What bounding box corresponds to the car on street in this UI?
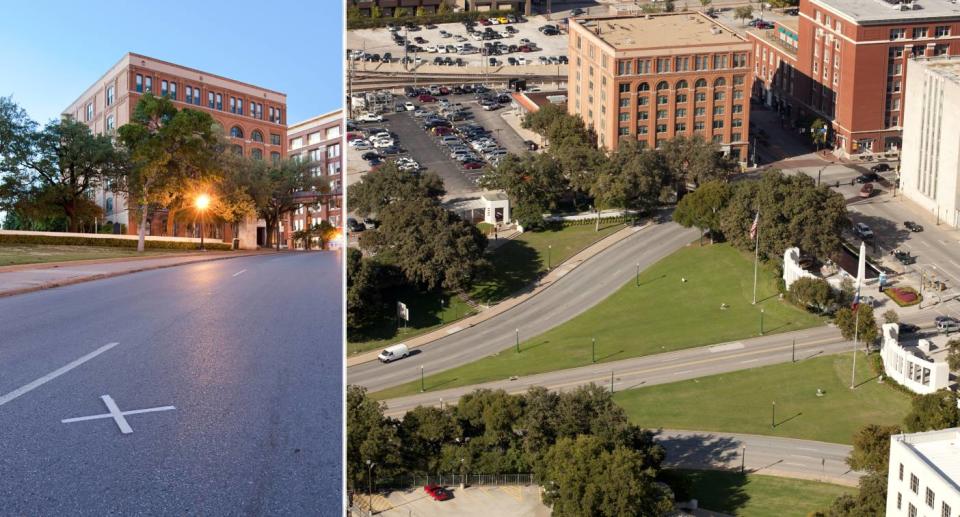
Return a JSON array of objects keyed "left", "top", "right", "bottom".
[
  {"left": 859, "top": 183, "right": 875, "bottom": 198},
  {"left": 423, "top": 485, "right": 453, "bottom": 501},
  {"left": 871, "top": 163, "right": 892, "bottom": 173},
  {"left": 904, "top": 221, "right": 923, "bottom": 232},
  {"left": 571, "top": 7, "right": 585, "bottom": 15},
  {"left": 856, "top": 172, "right": 879, "bottom": 184},
  {"left": 893, "top": 249, "right": 916, "bottom": 265},
  {"left": 361, "top": 151, "right": 380, "bottom": 161},
  {"left": 937, "top": 318, "right": 960, "bottom": 334},
  {"left": 898, "top": 323, "right": 920, "bottom": 335},
  {"left": 357, "top": 112, "right": 383, "bottom": 123},
  {"left": 347, "top": 218, "right": 365, "bottom": 233},
  {"left": 378, "top": 344, "right": 409, "bottom": 363},
  {"left": 853, "top": 222, "right": 874, "bottom": 239}
]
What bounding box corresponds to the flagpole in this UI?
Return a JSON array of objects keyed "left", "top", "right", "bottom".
[{"left": 752, "top": 211, "right": 760, "bottom": 305}]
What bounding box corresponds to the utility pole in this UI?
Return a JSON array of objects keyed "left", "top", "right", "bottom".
[
  {"left": 515, "top": 328, "right": 520, "bottom": 353},
  {"left": 850, "top": 306, "right": 860, "bottom": 389},
  {"left": 771, "top": 401, "right": 776, "bottom": 428}
]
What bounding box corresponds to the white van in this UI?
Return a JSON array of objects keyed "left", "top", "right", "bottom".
[{"left": 378, "top": 344, "right": 409, "bottom": 363}]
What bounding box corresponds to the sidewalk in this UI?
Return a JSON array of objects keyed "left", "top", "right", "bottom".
[
  {"left": 347, "top": 222, "right": 648, "bottom": 367},
  {"left": 0, "top": 250, "right": 270, "bottom": 297}
]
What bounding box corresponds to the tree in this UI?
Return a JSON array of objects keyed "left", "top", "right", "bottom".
[
  {"left": 816, "top": 472, "right": 887, "bottom": 517},
  {"left": 0, "top": 96, "right": 34, "bottom": 174},
  {"left": 117, "top": 94, "right": 223, "bottom": 251},
  {"left": 699, "top": 0, "right": 712, "bottom": 8},
  {"left": 720, "top": 169, "right": 848, "bottom": 261},
  {"left": 1, "top": 115, "right": 124, "bottom": 232},
  {"left": 347, "top": 249, "right": 393, "bottom": 335},
  {"left": 664, "top": 0, "right": 676, "bottom": 12},
  {"left": 362, "top": 197, "right": 487, "bottom": 292},
  {"left": 834, "top": 305, "right": 878, "bottom": 345},
  {"left": 883, "top": 309, "right": 900, "bottom": 324},
  {"left": 811, "top": 118, "right": 829, "bottom": 151},
  {"left": 674, "top": 180, "right": 731, "bottom": 244},
  {"left": 847, "top": 424, "right": 901, "bottom": 474},
  {"left": 593, "top": 140, "right": 672, "bottom": 225},
  {"left": 947, "top": 339, "right": 960, "bottom": 372},
  {"left": 734, "top": 5, "right": 754, "bottom": 25},
  {"left": 480, "top": 152, "right": 565, "bottom": 230},
  {"left": 348, "top": 162, "right": 443, "bottom": 218},
  {"left": 538, "top": 435, "right": 673, "bottom": 517},
  {"left": 787, "top": 277, "right": 834, "bottom": 314},
  {"left": 659, "top": 135, "right": 737, "bottom": 193},
  {"left": 245, "top": 157, "right": 326, "bottom": 250},
  {"left": 346, "top": 385, "right": 402, "bottom": 493},
  {"left": 904, "top": 391, "right": 960, "bottom": 433}
]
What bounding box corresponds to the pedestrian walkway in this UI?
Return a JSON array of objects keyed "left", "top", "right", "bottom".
[
  {"left": 0, "top": 250, "right": 270, "bottom": 297},
  {"left": 346, "top": 222, "right": 649, "bottom": 367}
]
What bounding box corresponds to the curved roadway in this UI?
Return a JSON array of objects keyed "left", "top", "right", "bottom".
[{"left": 348, "top": 222, "right": 699, "bottom": 391}]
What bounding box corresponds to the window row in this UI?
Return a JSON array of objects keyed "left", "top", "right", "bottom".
[
  {"left": 616, "top": 53, "right": 748, "bottom": 75},
  {"left": 227, "top": 127, "right": 283, "bottom": 145},
  {"left": 890, "top": 25, "right": 952, "bottom": 40},
  {"left": 619, "top": 76, "right": 745, "bottom": 94},
  {"left": 133, "top": 73, "right": 283, "bottom": 123},
  {"left": 229, "top": 145, "right": 281, "bottom": 162}
]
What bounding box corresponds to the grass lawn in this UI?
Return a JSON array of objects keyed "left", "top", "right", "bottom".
[
  {"left": 373, "top": 243, "right": 823, "bottom": 400},
  {"left": 470, "top": 222, "right": 625, "bottom": 303},
  {"left": 348, "top": 223, "right": 624, "bottom": 355},
  {"left": 615, "top": 352, "right": 911, "bottom": 444},
  {"left": 672, "top": 469, "right": 852, "bottom": 517},
  {"left": 0, "top": 244, "right": 184, "bottom": 266}
]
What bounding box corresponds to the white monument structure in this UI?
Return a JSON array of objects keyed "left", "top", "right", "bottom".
[
  {"left": 886, "top": 428, "right": 960, "bottom": 517},
  {"left": 879, "top": 323, "right": 950, "bottom": 395}
]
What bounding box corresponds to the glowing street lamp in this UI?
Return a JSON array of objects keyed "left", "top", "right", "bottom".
[{"left": 195, "top": 193, "right": 211, "bottom": 251}]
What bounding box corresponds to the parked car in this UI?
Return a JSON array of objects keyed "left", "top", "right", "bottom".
[
  {"left": 856, "top": 172, "right": 879, "bottom": 184},
  {"left": 423, "top": 485, "right": 452, "bottom": 501},
  {"left": 349, "top": 139, "right": 372, "bottom": 150},
  {"left": 893, "top": 249, "right": 916, "bottom": 265},
  {"left": 361, "top": 151, "right": 381, "bottom": 161},
  {"left": 871, "top": 163, "right": 892, "bottom": 173},
  {"left": 524, "top": 140, "right": 539, "bottom": 151},
  {"left": 357, "top": 112, "right": 383, "bottom": 123},
  {"left": 937, "top": 318, "right": 960, "bottom": 334},
  {"left": 463, "top": 161, "right": 485, "bottom": 170},
  {"left": 858, "top": 183, "right": 875, "bottom": 198},
  {"left": 347, "top": 218, "right": 365, "bottom": 232},
  {"left": 904, "top": 221, "right": 924, "bottom": 232},
  {"left": 418, "top": 94, "right": 438, "bottom": 103},
  {"left": 898, "top": 323, "right": 920, "bottom": 335}
]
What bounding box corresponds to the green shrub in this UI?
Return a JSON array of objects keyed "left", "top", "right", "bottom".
[
  {"left": 884, "top": 286, "right": 922, "bottom": 307},
  {"left": 0, "top": 233, "right": 232, "bottom": 251}
]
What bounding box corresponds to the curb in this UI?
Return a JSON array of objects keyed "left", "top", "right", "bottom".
[
  {"left": 347, "top": 221, "right": 650, "bottom": 367},
  {"left": 0, "top": 251, "right": 275, "bottom": 298}
]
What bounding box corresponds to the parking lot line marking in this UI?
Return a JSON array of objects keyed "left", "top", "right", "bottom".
[
  {"left": 232, "top": 269, "right": 247, "bottom": 277},
  {"left": 61, "top": 395, "right": 176, "bottom": 435},
  {"left": 0, "top": 342, "right": 120, "bottom": 407}
]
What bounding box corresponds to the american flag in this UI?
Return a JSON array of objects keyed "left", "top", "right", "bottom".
[{"left": 749, "top": 212, "right": 760, "bottom": 241}]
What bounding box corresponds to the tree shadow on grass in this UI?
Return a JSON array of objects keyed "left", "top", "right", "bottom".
[
  {"left": 471, "top": 239, "right": 541, "bottom": 303},
  {"left": 665, "top": 469, "right": 751, "bottom": 515}
]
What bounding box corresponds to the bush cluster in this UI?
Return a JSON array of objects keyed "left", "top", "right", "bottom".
[
  {"left": 883, "top": 286, "right": 921, "bottom": 307},
  {"left": 0, "top": 233, "right": 232, "bottom": 251}
]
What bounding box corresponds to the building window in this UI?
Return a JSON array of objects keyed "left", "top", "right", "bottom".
[
  {"left": 186, "top": 86, "right": 192, "bottom": 104},
  {"left": 676, "top": 93, "right": 688, "bottom": 103},
  {"left": 655, "top": 124, "right": 667, "bottom": 133},
  {"left": 657, "top": 110, "right": 668, "bottom": 119},
  {"left": 927, "top": 488, "right": 935, "bottom": 508},
  {"left": 638, "top": 111, "right": 649, "bottom": 120},
  {"left": 216, "top": 94, "right": 223, "bottom": 111},
  {"left": 618, "top": 127, "right": 630, "bottom": 136},
  {"left": 230, "top": 97, "right": 236, "bottom": 113},
  {"left": 890, "top": 46, "right": 904, "bottom": 58},
  {"left": 732, "top": 119, "right": 743, "bottom": 127},
  {"left": 890, "top": 28, "right": 905, "bottom": 40},
  {"left": 144, "top": 76, "right": 152, "bottom": 93},
  {"left": 251, "top": 148, "right": 263, "bottom": 160},
  {"left": 657, "top": 95, "right": 668, "bottom": 105},
  {"left": 913, "top": 27, "right": 928, "bottom": 39},
  {"left": 733, "top": 104, "right": 743, "bottom": 113},
  {"left": 271, "top": 151, "right": 281, "bottom": 163},
  {"left": 899, "top": 463, "right": 904, "bottom": 481},
  {"left": 714, "top": 91, "right": 725, "bottom": 101},
  {"left": 675, "top": 122, "right": 686, "bottom": 132},
  {"left": 208, "top": 92, "right": 215, "bottom": 109},
  {"left": 731, "top": 132, "right": 741, "bottom": 142},
  {"left": 714, "top": 77, "right": 727, "bottom": 88},
  {"left": 106, "top": 115, "right": 115, "bottom": 132},
  {"left": 733, "top": 53, "right": 748, "bottom": 68},
  {"left": 712, "top": 54, "right": 729, "bottom": 69},
  {"left": 910, "top": 474, "right": 919, "bottom": 494},
  {"left": 161, "top": 80, "right": 168, "bottom": 97},
  {"left": 656, "top": 58, "right": 670, "bottom": 73},
  {"left": 193, "top": 87, "right": 201, "bottom": 105},
  {"left": 638, "top": 82, "right": 650, "bottom": 92},
  {"left": 257, "top": 103, "right": 263, "bottom": 120},
  {"left": 169, "top": 82, "right": 176, "bottom": 100},
  {"left": 637, "top": 126, "right": 648, "bottom": 135},
  {"left": 290, "top": 137, "right": 303, "bottom": 149},
  {"left": 935, "top": 44, "right": 949, "bottom": 56},
  {"left": 619, "top": 98, "right": 630, "bottom": 108},
  {"left": 618, "top": 113, "right": 630, "bottom": 122},
  {"left": 638, "top": 97, "right": 649, "bottom": 106},
  {"left": 106, "top": 85, "right": 115, "bottom": 106},
  {"left": 230, "top": 126, "right": 244, "bottom": 139},
  {"left": 676, "top": 108, "right": 687, "bottom": 118},
  {"left": 327, "top": 144, "right": 341, "bottom": 158},
  {"left": 936, "top": 25, "right": 951, "bottom": 37},
  {"left": 270, "top": 133, "right": 281, "bottom": 145},
  {"left": 135, "top": 74, "right": 143, "bottom": 92},
  {"left": 86, "top": 102, "right": 93, "bottom": 121},
  {"left": 943, "top": 502, "right": 951, "bottom": 517},
  {"left": 694, "top": 121, "right": 705, "bottom": 131},
  {"left": 712, "top": 119, "right": 724, "bottom": 129},
  {"left": 713, "top": 106, "right": 725, "bottom": 115},
  {"left": 712, "top": 134, "right": 723, "bottom": 143},
  {"left": 694, "top": 107, "right": 705, "bottom": 116},
  {"left": 909, "top": 503, "right": 917, "bottom": 517}
]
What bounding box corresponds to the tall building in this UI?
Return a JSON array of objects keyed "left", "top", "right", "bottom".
[
  {"left": 286, "top": 111, "right": 344, "bottom": 247},
  {"left": 900, "top": 56, "right": 960, "bottom": 227},
  {"left": 749, "top": 0, "right": 960, "bottom": 157},
  {"left": 886, "top": 428, "right": 960, "bottom": 517},
  {"left": 63, "top": 52, "right": 287, "bottom": 245},
  {"left": 567, "top": 13, "right": 754, "bottom": 160}
]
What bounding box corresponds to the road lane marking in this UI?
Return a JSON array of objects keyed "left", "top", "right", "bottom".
[
  {"left": 61, "top": 395, "right": 175, "bottom": 435},
  {"left": 740, "top": 359, "right": 759, "bottom": 364},
  {"left": 710, "top": 342, "right": 745, "bottom": 353},
  {"left": 232, "top": 269, "right": 247, "bottom": 277},
  {"left": 0, "top": 342, "right": 120, "bottom": 407}
]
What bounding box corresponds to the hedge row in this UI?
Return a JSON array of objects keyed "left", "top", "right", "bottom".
[
  {"left": 560, "top": 216, "right": 637, "bottom": 227},
  {"left": 347, "top": 9, "right": 517, "bottom": 30},
  {"left": 868, "top": 353, "right": 918, "bottom": 398},
  {"left": 0, "top": 233, "right": 232, "bottom": 251}
]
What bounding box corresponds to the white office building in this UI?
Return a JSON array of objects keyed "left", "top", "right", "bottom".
[
  {"left": 887, "top": 428, "right": 960, "bottom": 517},
  {"left": 900, "top": 57, "right": 960, "bottom": 228}
]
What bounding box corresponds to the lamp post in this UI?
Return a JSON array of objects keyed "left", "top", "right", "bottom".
[
  {"left": 420, "top": 365, "right": 425, "bottom": 392},
  {"left": 515, "top": 328, "right": 520, "bottom": 353},
  {"left": 771, "top": 401, "right": 776, "bottom": 429},
  {"left": 760, "top": 308, "right": 765, "bottom": 335},
  {"left": 636, "top": 262, "right": 640, "bottom": 287},
  {"left": 195, "top": 193, "right": 210, "bottom": 251},
  {"left": 366, "top": 460, "right": 375, "bottom": 517},
  {"left": 547, "top": 244, "right": 552, "bottom": 270},
  {"left": 592, "top": 337, "right": 596, "bottom": 363}
]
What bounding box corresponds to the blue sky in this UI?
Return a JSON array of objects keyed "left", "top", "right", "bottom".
[{"left": 0, "top": 0, "right": 343, "bottom": 125}]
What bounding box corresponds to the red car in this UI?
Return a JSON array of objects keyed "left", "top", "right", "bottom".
[
  {"left": 347, "top": 132, "right": 364, "bottom": 141},
  {"left": 433, "top": 126, "right": 453, "bottom": 136},
  {"left": 439, "top": 86, "right": 451, "bottom": 95},
  {"left": 423, "top": 484, "right": 452, "bottom": 501},
  {"left": 463, "top": 161, "right": 484, "bottom": 170},
  {"left": 418, "top": 94, "right": 437, "bottom": 103}
]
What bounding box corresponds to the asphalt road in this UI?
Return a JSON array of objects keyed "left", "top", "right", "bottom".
[
  {"left": 348, "top": 221, "right": 699, "bottom": 392},
  {"left": 0, "top": 252, "right": 342, "bottom": 515},
  {"left": 657, "top": 429, "right": 860, "bottom": 486}
]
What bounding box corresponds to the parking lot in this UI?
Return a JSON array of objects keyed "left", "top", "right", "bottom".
[
  {"left": 349, "top": 86, "right": 532, "bottom": 200},
  {"left": 347, "top": 14, "right": 568, "bottom": 70},
  {"left": 364, "top": 485, "right": 548, "bottom": 517}
]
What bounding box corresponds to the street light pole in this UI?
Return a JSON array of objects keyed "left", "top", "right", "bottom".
[
  {"left": 636, "top": 262, "right": 640, "bottom": 287},
  {"left": 195, "top": 193, "right": 210, "bottom": 252},
  {"left": 760, "top": 308, "right": 765, "bottom": 335},
  {"left": 547, "top": 244, "right": 552, "bottom": 269},
  {"left": 515, "top": 328, "right": 519, "bottom": 353},
  {"left": 771, "top": 401, "right": 776, "bottom": 428},
  {"left": 592, "top": 337, "right": 596, "bottom": 363},
  {"left": 367, "top": 460, "right": 375, "bottom": 517},
  {"left": 420, "top": 365, "right": 425, "bottom": 392}
]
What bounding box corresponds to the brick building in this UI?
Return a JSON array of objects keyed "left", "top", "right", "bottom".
[
  {"left": 63, "top": 52, "right": 287, "bottom": 246},
  {"left": 567, "top": 13, "right": 754, "bottom": 160},
  {"left": 748, "top": 0, "right": 960, "bottom": 157},
  {"left": 285, "top": 111, "right": 344, "bottom": 247}
]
